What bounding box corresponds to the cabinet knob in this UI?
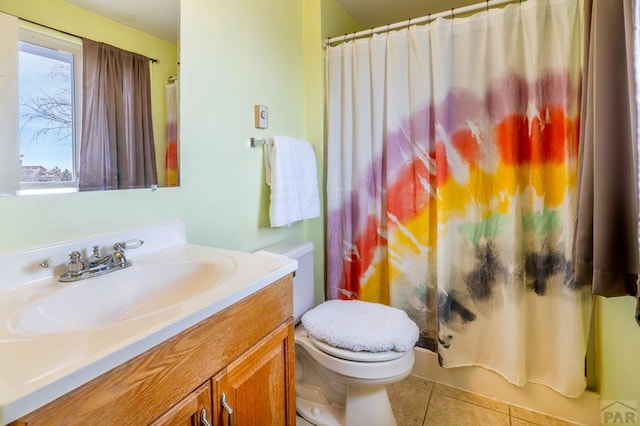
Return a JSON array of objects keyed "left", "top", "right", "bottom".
[
  {"left": 221, "top": 393, "right": 234, "bottom": 426},
  {"left": 200, "top": 408, "right": 212, "bottom": 426}
]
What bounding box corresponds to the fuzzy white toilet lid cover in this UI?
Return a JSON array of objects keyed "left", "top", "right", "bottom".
[{"left": 301, "top": 299, "right": 419, "bottom": 353}]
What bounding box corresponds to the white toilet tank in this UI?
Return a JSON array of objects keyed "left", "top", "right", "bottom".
[{"left": 262, "top": 241, "right": 315, "bottom": 323}]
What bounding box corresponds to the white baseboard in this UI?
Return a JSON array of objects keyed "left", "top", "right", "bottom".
[{"left": 411, "top": 347, "right": 600, "bottom": 425}]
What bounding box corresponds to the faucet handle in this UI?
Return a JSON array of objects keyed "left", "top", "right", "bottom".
[
  {"left": 67, "top": 251, "right": 84, "bottom": 274},
  {"left": 114, "top": 239, "right": 144, "bottom": 251},
  {"left": 88, "top": 245, "right": 102, "bottom": 264},
  {"left": 69, "top": 251, "right": 82, "bottom": 261}
]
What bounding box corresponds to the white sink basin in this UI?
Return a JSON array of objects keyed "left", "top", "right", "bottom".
[{"left": 9, "top": 259, "right": 235, "bottom": 335}]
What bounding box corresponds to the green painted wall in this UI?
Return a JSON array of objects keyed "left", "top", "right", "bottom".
[
  {"left": 322, "top": 0, "right": 361, "bottom": 39},
  {"left": 303, "top": 0, "right": 326, "bottom": 305},
  {"left": 178, "top": 0, "right": 308, "bottom": 252},
  {"left": 597, "top": 297, "right": 640, "bottom": 407}
]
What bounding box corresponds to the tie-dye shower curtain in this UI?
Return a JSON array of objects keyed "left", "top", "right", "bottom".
[
  {"left": 326, "top": 0, "right": 592, "bottom": 397},
  {"left": 165, "top": 79, "right": 179, "bottom": 187}
]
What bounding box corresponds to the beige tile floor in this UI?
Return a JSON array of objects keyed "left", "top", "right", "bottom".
[{"left": 296, "top": 374, "right": 582, "bottom": 426}]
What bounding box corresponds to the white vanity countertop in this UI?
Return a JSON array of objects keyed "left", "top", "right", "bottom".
[{"left": 0, "top": 223, "right": 297, "bottom": 424}]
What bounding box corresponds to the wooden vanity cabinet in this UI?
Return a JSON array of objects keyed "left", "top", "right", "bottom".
[
  {"left": 150, "top": 381, "right": 213, "bottom": 426},
  {"left": 10, "top": 275, "right": 295, "bottom": 426},
  {"left": 212, "top": 322, "right": 295, "bottom": 425}
]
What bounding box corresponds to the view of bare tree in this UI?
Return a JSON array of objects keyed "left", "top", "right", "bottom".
[{"left": 19, "top": 63, "right": 72, "bottom": 145}]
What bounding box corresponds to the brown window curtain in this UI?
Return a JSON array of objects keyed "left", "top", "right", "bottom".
[
  {"left": 79, "top": 38, "right": 158, "bottom": 191},
  {"left": 573, "top": 0, "right": 640, "bottom": 324}
]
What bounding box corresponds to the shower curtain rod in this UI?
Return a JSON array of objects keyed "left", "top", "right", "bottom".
[{"left": 325, "top": 0, "right": 520, "bottom": 46}]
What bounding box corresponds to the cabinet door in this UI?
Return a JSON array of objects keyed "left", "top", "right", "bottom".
[
  {"left": 213, "top": 321, "right": 295, "bottom": 426},
  {"left": 150, "top": 381, "right": 213, "bottom": 426}
]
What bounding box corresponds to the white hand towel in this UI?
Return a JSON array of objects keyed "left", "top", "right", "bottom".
[{"left": 264, "top": 136, "right": 320, "bottom": 227}]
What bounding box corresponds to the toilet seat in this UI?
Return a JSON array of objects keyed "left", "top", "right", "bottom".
[
  {"left": 307, "top": 334, "right": 406, "bottom": 362},
  {"left": 295, "top": 325, "right": 415, "bottom": 381},
  {"left": 300, "top": 300, "right": 419, "bottom": 354}
]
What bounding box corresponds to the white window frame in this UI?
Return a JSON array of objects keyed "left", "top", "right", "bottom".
[{"left": 17, "top": 26, "right": 82, "bottom": 195}]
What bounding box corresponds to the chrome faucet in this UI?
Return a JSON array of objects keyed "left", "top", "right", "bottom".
[
  {"left": 88, "top": 245, "right": 115, "bottom": 270},
  {"left": 53, "top": 239, "right": 144, "bottom": 282}
]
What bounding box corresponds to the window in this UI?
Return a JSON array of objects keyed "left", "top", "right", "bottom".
[{"left": 17, "top": 28, "right": 82, "bottom": 194}]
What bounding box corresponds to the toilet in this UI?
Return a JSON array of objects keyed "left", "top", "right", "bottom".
[{"left": 262, "top": 241, "right": 418, "bottom": 426}]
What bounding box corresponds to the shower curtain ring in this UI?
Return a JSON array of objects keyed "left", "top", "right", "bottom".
[
  {"left": 451, "top": 8, "right": 454, "bottom": 19},
  {"left": 486, "top": 0, "right": 489, "bottom": 12}
]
